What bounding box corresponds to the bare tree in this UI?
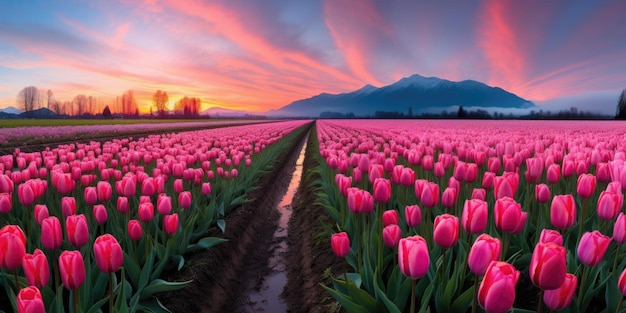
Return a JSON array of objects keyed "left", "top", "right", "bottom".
[
  {"left": 46, "top": 89, "right": 54, "bottom": 109},
  {"left": 617, "top": 88, "right": 626, "bottom": 120},
  {"left": 49, "top": 100, "right": 62, "bottom": 114},
  {"left": 16, "top": 86, "right": 43, "bottom": 112},
  {"left": 153, "top": 90, "right": 169, "bottom": 116},
  {"left": 121, "top": 90, "right": 137, "bottom": 115},
  {"left": 73, "top": 94, "right": 88, "bottom": 116}
]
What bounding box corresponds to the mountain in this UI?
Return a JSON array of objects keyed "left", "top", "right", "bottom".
[
  {"left": 200, "top": 107, "right": 264, "bottom": 118},
  {"left": 268, "top": 74, "right": 534, "bottom": 117},
  {"left": 18, "top": 107, "right": 58, "bottom": 118},
  {"left": 0, "top": 106, "right": 22, "bottom": 115}
]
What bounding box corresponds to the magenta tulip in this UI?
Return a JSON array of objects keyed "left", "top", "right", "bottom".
[
  {"left": 17, "top": 286, "right": 45, "bottom": 313},
  {"left": 41, "top": 216, "right": 62, "bottom": 250},
  {"left": 22, "top": 249, "right": 50, "bottom": 288},
  {"left": 577, "top": 230, "right": 611, "bottom": 266},
  {"left": 433, "top": 214, "right": 459, "bottom": 249},
  {"left": 405, "top": 205, "right": 421, "bottom": 227},
  {"left": 398, "top": 235, "right": 429, "bottom": 279},
  {"left": 468, "top": 234, "right": 501, "bottom": 276},
  {"left": 373, "top": 178, "right": 391, "bottom": 203},
  {"left": 478, "top": 261, "right": 519, "bottom": 313},
  {"left": 576, "top": 173, "right": 596, "bottom": 198},
  {"left": 382, "top": 224, "right": 402, "bottom": 248},
  {"left": 330, "top": 232, "right": 350, "bottom": 258},
  {"left": 550, "top": 194, "right": 576, "bottom": 230},
  {"left": 163, "top": 213, "right": 179, "bottom": 235},
  {"left": 530, "top": 242, "right": 567, "bottom": 290},
  {"left": 494, "top": 197, "right": 523, "bottom": 233},
  {"left": 0, "top": 225, "right": 26, "bottom": 270},
  {"left": 382, "top": 210, "right": 399, "bottom": 227},
  {"left": 543, "top": 273, "right": 577, "bottom": 310},
  {"left": 462, "top": 199, "right": 488, "bottom": 234},
  {"left": 93, "top": 234, "right": 123, "bottom": 273},
  {"left": 539, "top": 229, "right": 563, "bottom": 246},
  {"left": 58, "top": 250, "right": 85, "bottom": 290}
]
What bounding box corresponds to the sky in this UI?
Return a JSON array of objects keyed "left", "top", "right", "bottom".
[{"left": 1, "top": 0, "right": 625, "bottom": 115}]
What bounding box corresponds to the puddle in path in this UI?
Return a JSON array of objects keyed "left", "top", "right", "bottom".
[{"left": 240, "top": 136, "right": 307, "bottom": 312}]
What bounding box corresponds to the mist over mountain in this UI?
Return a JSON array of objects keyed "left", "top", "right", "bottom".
[{"left": 268, "top": 74, "right": 534, "bottom": 117}]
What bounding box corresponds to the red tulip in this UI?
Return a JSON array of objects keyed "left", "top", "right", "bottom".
[
  {"left": 84, "top": 186, "right": 97, "bottom": 205},
  {"left": 433, "top": 214, "right": 459, "bottom": 249},
  {"left": 494, "top": 197, "right": 523, "bottom": 233},
  {"left": 347, "top": 188, "right": 374, "bottom": 214},
  {"left": 56, "top": 173, "right": 75, "bottom": 194},
  {"left": 58, "top": 250, "right": 85, "bottom": 290},
  {"left": 398, "top": 235, "right": 429, "bottom": 279},
  {"left": 404, "top": 204, "right": 421, "bottom": 227},
  {"left": 494, "top": 172, "right": 519, "bottom": 200},
  {"left": 546, "top": 164, "right": 561, "bottom": 184},
  {"left": 535, "top": 184, "right": 551, "bottom": 204},
  {"left": 544, "top": 273, "right": 577, "bottom": 310},
  {"left": 373, "top": 178, "right": 391, "bottom": 203},
  {"left": 0, "top": 193, "right": 12, "bottom": 214},
  {"left": 178, "top": 191, "right": 192, "bottom": 209},
  {"left": 22, "top": 249, "right": 50, "bottom": 288},
  {"left": 619, "top": 267, "right": 626, "bottom": 296},
  {"left": 41, "top": 216, "right": 62, "bottom": 250},
  {"left": 539, "top": 229, "right": 563, "bottom": 246},
  {"left": 157, "top": 195, "right": 172, "bottom": 215},
  {"left": 127, "top": 220, "right": 142, "bottom": 241},
  {"left": 482, "top": 172, "right": 495, "bottom": 190},
  {"left": 468, "top": 234, "right": 501, "bottom": 276},
  {"left": 17, "top": 286, "right": 45, "bottom": 313},
  {"left": 0, "top": 225, "right": 26, "bottom": 270},
  {"left": 597, "top": 190, "right": 622, "bottom": 221},
  {"left": 576, "top": 173, "right": 596, "bottom": 198},
  {"left": 614, "top": 213, "right": 626, "bottom": 244},
  {"left": 382, "top": 209, "right": 399, "bottom": 227},
  {"left": 117, "top": 196, "right": 129, "bottom": 214},
  {"left": 96, "top": 181, "right": 112, "bottom": 202},
  {"left": 163, "top": 213, "right": 179, "bottom": 235},
  {"left": 550, "top": 194, "right": 576, "bottom": 230},
  {"left": 530, "top": 242, "right": 567, "bottom": 290},
  {"left": 420, "top": 182, "right": 440, "bottom": 208},
  {"left": 382, "top": 224, "right": 402, "bottom": 248},
  {"left": 577, "top": 230, "right": 611, "bottom": 266},
  {"left": 471, "top": 188, "right": 486, "bottom": 201},
  {"left": 330, "top": 232, "right": 350, "bottom": 258},
  {"left": 93, "top": 204, "right": 108, "bottom": 225},
  {"left": 18, "top": 183, "right": 35, "bottom": 206},
  {"left": 93, "top": 234, "right": 123, "bottom": 273},
  {"left": 462, "top": 199, "right": 488, "bottom": 234},
  {"left": 478, "top": 261, "right": 519, "bottom": 313},
  {"left": 138, "top": 202, "right": 154, "bottom": 222},
  {"left": 66, "top": 214, "right": 89, "bottom": 248},
  {"left": 61, "top": 196, "right": 76, "bottom": 217},
  {"left": 201, "top": 182, "right": 212, "bottom": 195}
]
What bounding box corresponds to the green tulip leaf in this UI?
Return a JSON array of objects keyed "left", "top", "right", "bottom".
[
  {"left": 217, "top": 219, "right": 226, "bottom": 233},
  {"left": 140, "top": 279, "right": 192, "bottom": 299},
  {"left": 186, "top": 236, "right": 228, "bottom": 253},
  {"left": 450, "top": 284, "right": 474, "bottom": 313},
  {"left": 137, "top": 298, "right": 172, "bottom": 313},
  {"left": 373, "top": 269, "right": 402, "bottom": 313},
  {"left": 85, "top": 296, "right": 110, "bottom": 313},
  {"left": 321, "top": 283, "right": 371, "bottom": 313}
]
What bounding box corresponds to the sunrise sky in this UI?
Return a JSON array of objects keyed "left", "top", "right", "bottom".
[{"left": 1, "top": 0, "right": 625, "bottom": 114}]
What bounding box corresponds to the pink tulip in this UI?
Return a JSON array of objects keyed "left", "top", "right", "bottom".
[
  {"left": 127, "top": 220, "right": 142, "bottom": 241},
  {"left": 18, "top": 183, "right": 35, "bottom": 206},
  {"left": 178, "top": 191, "right": 192, "bottom": 209},
  {"left": 453, "top": 161, "right": 467, "bottom": 182},
  {"left": 488, "top": 157, "right": 501, "bottom": 173},
  {"left": 597, "top": 190, "right": 622, "bottom": 221},
  {"left": 96, "top": 181, "right": 112, "bottom": 202},
  {"left": 405, "top": 205, "right": 421, "bottom": 227},
  {"left": 576, "top": 173, "right": 596, "bottom": 198},
  {"left": 17, "top": 286, "right": 45, "bottom": 313},
  {"left": 0, "top": 225, "right": 27, "bottom": 270},
  {"left": 93, "top": 234, "right": 123, "bottom": 273},
  {"left": 414, "top": 179, "right": 427, "bottom": 201},
  {"left": 330, "top": 232, "right": 350, "bottom": 258},
  {"left": 494, "top": 197, "right": 523, "bottom": 233},
  {"left": 400, "top": 168, "right": 415, "bottom": 187},
  {"left": 482, "top": 172, "right": 495, "bottom": 190},
  {"left": 138, "top": 202, "right": 154, "bottom": 222},
  {"left": 577, "top": 230, "right": 611, "bottom": 266},
  {"left": 468, "top": 234, "right": 501, "bottom": 276},
  {"left": 530, "top": 242, "right": 567, "bottom": 290},
  {"left": 58, "top": 250, "right": 85, "bottom": 290},
  {"left": 382, "top": 210, "right": 399, "bottom": 227},
  {"left": 0, "top": 193, "right": 12, "bottom": 214},
  {"left": 614, "top": 213, "right": 626, "bottom": 244},
  {"left": 546, "top": 164, "right": 561, "bottom": 184},
  {"left": 93, "top": 204, "right": 108, "bottom": 225},
  {"left": 398, "top": 235, "right": 429, "bottom": 279},
  {"left": 478, "top": 261, "right": 519, "bottom": 313},
  {"left": 157, "top": 195, "right": 172, "bottom": 215},
  {"left": 347, "top": 188, "right": 374, "bottom": 214},
  {"left": 382, "top": 224, "right": 402, "bottom": 248},
  {"left": 525, "top": 157, "right": 544, "bottom": 183},
  {"left": 543, "top": 273, "right": 577, "bottom": 310},
  {"left": 619, "top": 267, "right": 626, "bottom": 296},
  {"left": 466, "top": 163, "right": 478, "bottom": 183},
  {"left": 539, "top": 229, "right": 563, "bottom": 246},
  {"left": 368, "top": 164, "right": 384, "bottom": 184},
  {"left": 433, "top": 214, "right": 459, "bottom": 249},
  {"left": 201, "top": 182, "right": 212, "bottom": 195},
  {"left": 163, "top": 213, "right": 179, "bottom": 235},
  {"left": 141, "top": 177, "right": 156, "bottom": 196},
  {"left": 471, "top": 188, "right": 486, "bottom": 200},
  {"left": 84, "top": 186, "right": 97, "bottom": 205},
  {"left": 33, "top": 204, "right": 49, "bottom": 225},
  {"left": 66, "top": 214, "right": 89, "bottom": 248},
  {"left": 550, "top": 194, "right": 576, "bottom": 230},
  {"left": 434, "top": 162, "right": 445, "bottom": 178},
  {"left": 22, "top": 249, "right": 50, "bottom": 288},
  {"left": 462, "top": 199, "right": 488, "bottom": 234},
  {"left": 442, "top": 187, "right": 457, "bottom": 209},
  {"left": 41, "top": 216, "right": 62, "bottom": 250},
  {"left": 420, "top": 182, "right": 440, "bottom": 208},
  {"left": 596, "top": 162, "right": 611, "bottom": 183},
  {"left": 494, "top": 172, "right": 519, "bottom": 200},
  {"left": 535, "top": 184, "right": 551, "bottom": 204},
  {"left": 61, "top": 196, "right": 76, "bottom": 217},
  {"left": 373, "top": 178, "right": 391, "bottom": 203}
]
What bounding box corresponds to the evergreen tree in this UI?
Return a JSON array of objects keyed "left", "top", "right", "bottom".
[
  {"left": 102, "top": 105, "right": 112, "bottom": 118},
  {"left": 617, "top": 88, "right": 626, "bottom": 120}
]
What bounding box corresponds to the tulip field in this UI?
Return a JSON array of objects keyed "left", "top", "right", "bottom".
[
  {"left": 314, "top": 119, "right": 626, "bottom": 313},
  {"left": 0, "top": 120, "right": 311, "bottom": 313},
  {"left": 3, "top": 118, "right": 626, "bottom": 313}
]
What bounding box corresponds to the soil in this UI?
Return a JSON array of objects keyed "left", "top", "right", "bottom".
[{"left": 158, "top": 122, "right": 341, "bottom": 313}]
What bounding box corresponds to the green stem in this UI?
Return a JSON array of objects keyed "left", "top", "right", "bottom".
[
  {"left": 579, "top": 198, "right": 588, "bottom": 240},
  {"left": 109, "top": 273, "right": 114, "bottom": 313},
  {"left": 614, "top": 244, "right": 622, "bottom": 273},
  {"left": 53, "top": 251, "right": 60, "bottom": 290},
  {"left": 441, "top": 249, "right": 447, "bottom": 282},
  {"left": 578, "top": 265, "right": 588, "bottom": 309},
  {"left": 357, "top": 214, "right": 362, "bottom": 275},
  {"left": 410, "top": 279, "right": 416, "bottom": 313},
  {"left": 13, "top": 269, "right": 20, "bottom": 292},
  {"left": 73, "top": 288, "right": 79, "bottom": 313},
  {"left": 472, "top": 275, "right": 479, "bottom": 313},
  {"left": 617, "top": 297, "right": 623, "bottom": 313},
  {"left": 502, "top": 232, "right": 509, "bottom": 261},
  {"left": 537, "top": 290, "right": 544, "bottom": 313}
]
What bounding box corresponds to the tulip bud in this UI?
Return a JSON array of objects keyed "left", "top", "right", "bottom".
[
  {"left": 0, "top": 225, "right": 27, "bottom": 270},
  {"left": 127, "top": 220, "right": 142, "bottom": 241},
  {"left": 201, "top": 182, "right": 212, "bottom": 196},
  {"left": 382, "top": 210, "right": 399, "bottom": 227},
  {"left": 405, "top": 205, "right": 421, "bottom": 227},
  {"left": 17, "top": 286, "right": 45, "bottom": 313},
  {"left": 577, "top": 230, "right": 611, "bottom": 266},
  {"left": 478, "top": 261, "right": 520, "bottom": 313},
  {"left": 61, "top": 196, "right": 76, "bottom": 217},
  {"left": 59, "top": 250, "right": 85, "bottom": 290},
  {"left": 433, "top": 214, "right": 459, "bottom": 249},
  {"left": 398, "top": 235, "right": 429, "bottom": 279},
  {"left": 468, "top": 234, "right": 501, "bottom": 276},
  {"left": 535, "top": 184, "right": 551, "bottom": 203},
  {"left": 117, "top": 196, "right": 129, "bottom": 214},
  {"left": 550, "top": 194, "right": 576, "bottom": 230},
  {"left": 178, "top": 191, "right": 192, "bottom": 209},
  {"left": 330, "top": 232, "right": 350, "bottom": 258},
  {"left": 41, "top": 216, "right": 62, "bottom": 250},
  {"left": 576, "top": 173, "right": 596, "bottom": 198},
  {"left": 619, "top": 267, "right": 626, "bottom": 296},
  {"left": 84, "top": 186, "right": 97, "bottom": 205},
  {"left": 163, "top": 213, "right": 179, "bottom": 236},
  {"left": 382, "top": 224, "right": 402, "bottom": 248},
  {"left": 462, "top": 199, "right": 488, "bottom": 234},
  {"left": 530, "top": 242, "right": 567, "bottom": 290},
  {"left": 0, "top": 193, "right": 11, "bottom": 214},
  {"left": 539, "top": 229, "right": 563, "bottom": 246},
  {"left": 494, "top": 197, "right": 523, "bottom": 233},
  {"left": 544, "top": 273, "right": 577, "bottom": 310},
  {"left": 93, "top": 204, "right": 108, "bottom": 225},
  {"left": 22, "top": 249, "right": 50, "bottom": 288},
  {"left": 373, "top": 178, "right": 391, "bottom": 203},
  {"left": 93, "top": 234, "right": 123, "bottom": 273},
  {"left": 66, "top": 214, "right": 89, "bottom": 248}
]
